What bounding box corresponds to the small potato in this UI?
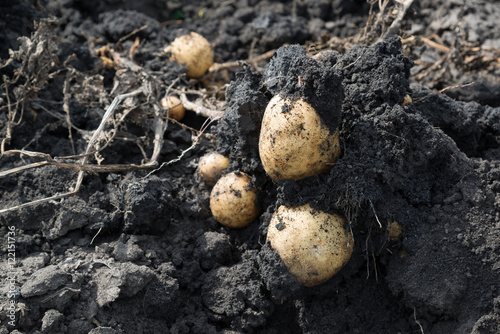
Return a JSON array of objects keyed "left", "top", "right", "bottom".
[
  {"left": 259, "top": 95, "right": 341, "bottom": 181},
  {"left": 198, "top": 152, "right": 229, "bottom": 186},
  {"left": 267, "top": 203, "right": 354, "bottom": 287},
  {"left": 210, "top": 172, "right": 260, "bottom": 229},
  {"left": 388, "top": 220, "right": 403, "bottom": 242},
  {"left": 169, "top": 32, "right": 214, "bottom": 79},
  {"left": 160, "top": 96, "right": 185, "bottom": 121}
]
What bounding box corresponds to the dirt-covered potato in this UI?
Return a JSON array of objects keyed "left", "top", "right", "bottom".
[
  {"left": 160, "top": 96, "right": 185, "bottom": 121},
  {"left": 169, "top": 32, "right": 214, "bottom": 79},
  {"left": 267, "top": 203, "right": 354, "bottom": 287},
  {"left": 198, "top": 152, "right": 229, "bottom": 186},
  {"left": 259, "top": 95, "right": 341, "bottom": 181},
  {"left": 210, "top": 172, "right": 260, "bottom": 228},
  {"left": 388, "top": 220, "right": 403, "bottom": 242}
]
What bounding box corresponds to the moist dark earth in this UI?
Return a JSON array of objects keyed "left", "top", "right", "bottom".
[{"left": 1, "top": 1, "right": 500, "bottom": 333}]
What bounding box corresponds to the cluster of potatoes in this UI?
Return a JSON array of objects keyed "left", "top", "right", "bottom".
[
  {"left": 165, "top": 32, "right": 261, "bottom": 229},
  {"left": 177, "top": 32, "right": 355, "bottom": 286},
  {"left": 259, "top": 94, "right": 353, "bottom": 286},
  {"left": 166, "top": 33, "right": 260, "bottom": 230},
  {"left": 159, "top": 32, "right": 216, "bottom": 123},
  {"left": 197, "top": 152, "right": 259, "bottom": 229},
  {"left": 198, "top": 152, "right": 260, "bottom": 229}
]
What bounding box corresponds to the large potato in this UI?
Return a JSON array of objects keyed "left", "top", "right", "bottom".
[
  {"left": 210, "top": 172, "right": 260, "bottom": 228},
  {"left": 259, "top": 95, "right": 341, "bottom": 181},
  {"left": 169, "top": 32, "right": 214, "bottom": 79},
  {"left": 267, "top": 203, "right": 354, "bottom": 287}
]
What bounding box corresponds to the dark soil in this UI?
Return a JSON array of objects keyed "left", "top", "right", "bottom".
[{"left": 1, "top": 1, "right": 500, "bottom": 333}]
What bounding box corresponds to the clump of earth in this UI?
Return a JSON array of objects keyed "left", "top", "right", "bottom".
[{"left": 1, "top": 1, "right": 500, "bottom": 334}]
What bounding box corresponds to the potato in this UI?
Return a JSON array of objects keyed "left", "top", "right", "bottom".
[
  {"left": 160, "top": 96, "right": 185, "bottom": 121},
  {"left": 259, "top": 95, "right": 341, "bottom": 181},
  {"left": 267, "top": 203, "right": 354, "bottom": 287},
  {"left": 198, "top": 152, "right": 229, "bottom": 186},
  {"left": 210, "top": 172, "right": 260, "bottom": 228},
  {"left": 388, "top": 220, "right": 403, "bottom": 242},
  {"left": 169, "top": 32, "right": 214, "bottom": 79}
]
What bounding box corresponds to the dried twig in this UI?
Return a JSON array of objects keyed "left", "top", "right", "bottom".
[
  {"left": 413, "top": 82, "right": 475, "bottom": 103},
  {"left": 1, "top": 19, "right": 59, "bottom": 154},
  {"left": 143, "top": 114, "right": 216, "bottom": 178},
  {"left": 361, "top": 0, "right": 390, "bottom": 42},
  {"left": 207, "top": 49, "right": 276, "bottom": 73},
  {"left": 0, "top": 86, "right": 167, "bottom": 214},
  {"left": 63, "top": 72, "right": 76, "bottom": 155},
  {"left": 178, "top": 92, "right": 224, "bottom": 120},
  {"left": 115, "top": 24, "right": 148, "bottom": 50},
  {"left": 359, "top": 0, "right": 414, "bottom": 44},
  {"left": 0, "top": 21, "right": 190, "bottom": 214},
  {"left": 369, "top": 199, "right": 383, "bottom": 228},
  {"left": 420, "top": 36, "right": 450, "bottom": 53},
  {"left": 414, "top": 307, "right": 425, "bottom": 334},
  {"left": 381, "top": 0, "right": 415, "bottom": 40},
  {"left": 1, "top": 83, "right": 17, "bottom": 155},
  {"left": 362, "top": 1, "right": 376, "bottom": 39},
  {"left": 401, "top": 35, "right": 450, "bottom": 53}
]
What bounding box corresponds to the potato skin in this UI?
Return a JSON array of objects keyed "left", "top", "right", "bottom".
[
  {"left": 267, "top": 203, "right": 354, "bottom": 287},
  {"left": 170, "top": 32, "right": 214, "bottom": 79},
  {"left": 160, "top": 96, "right": 185, "bottom": 121},
  {"left": 198, "top": 152, "right": 229, "bottom": 186},
  {"left": 210, "top": 172, "right": 260, "bottom": 228},
  {"left": 259, "top": 95, "right": 341, "bottom": 181}
]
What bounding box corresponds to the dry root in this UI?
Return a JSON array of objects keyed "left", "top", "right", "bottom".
[{"left": 0, "top": 22, "right": 228, "bottom": 214}]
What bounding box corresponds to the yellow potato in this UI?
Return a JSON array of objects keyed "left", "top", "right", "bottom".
[
  {"left": 259, "top": 95, "right": 341, "bottom": 181},
  {"left": 388, "top": 220, "right": 403, "bottom": 242},
  {"left": 198, "top": 152, "right": 229, "bottom": 186},
  {"left": 267, "top": 203, "right": 354, "bottom": 287},
  {"left": 169, "top": 32, "right": 214, "bottom": 79},
  {"left": 160, "top": 96, "right": 185, "bottom": 121},
  {"left": 210, "top": 172, "right": 260, "bottom": 228}
]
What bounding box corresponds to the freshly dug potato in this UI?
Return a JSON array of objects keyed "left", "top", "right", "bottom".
[
  {"left": 259, "top": 95, "right": 341, "bottom": 181},
  {"left": 160, "top": 96, "right": 185, "bottom": 121},
  {"left": 169, "top": 32, "right": 214, "bottom": 79},
  {"left": 388, "top": 220, "right": 403, "bottom": 242},
  {"left": 198, "top": 152, "right": 229, "bottom": 186},
  {"left": 210, "top": 172, "right": 260, "bottom": 228},
  {"left": 267, "top": 203, "right": 354, "bottom": 287}
]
